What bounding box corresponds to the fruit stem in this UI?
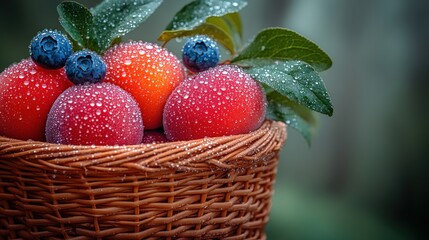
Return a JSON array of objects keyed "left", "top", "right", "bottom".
[
  {"left": 220, "top": 59, "right": 231, "bottom": 65},
  {"left": 161, "top": 41, "right": 168, "bottom": 48}
]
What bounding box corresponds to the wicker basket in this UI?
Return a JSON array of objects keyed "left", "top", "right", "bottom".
[{"left": 0, "top": 120, "right": 286, "bottom": 240}]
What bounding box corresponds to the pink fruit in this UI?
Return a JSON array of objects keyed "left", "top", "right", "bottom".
[
  {"left": 141, "top": 130, "right": 167, "bottom": 144},
  {"left": 163, "top": 65, "right": 267, "bottom": 141},
  {"left": 45, "top": 82, "right": 143, "bottom": 146},
  {"left": 0, "top": 58, "right": 72, "bottom": 141}
]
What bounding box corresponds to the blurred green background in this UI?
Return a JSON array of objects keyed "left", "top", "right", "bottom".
[{"left": 0, "top": 0, "right": 427, "bottom": 239}]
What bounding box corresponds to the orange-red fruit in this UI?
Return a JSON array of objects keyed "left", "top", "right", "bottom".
[
  {"left": 163, "top": 65, "right": 267, "bottom": 141},
  {"left": 103, "top": 41, "right": 186, "bottom": 130},
  {"left": 0, "top": 58, "right": 72, "bottom": 141}
]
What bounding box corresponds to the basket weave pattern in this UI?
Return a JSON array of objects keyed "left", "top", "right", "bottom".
[{"left": 0, "top": 121, "right": 286, "bottom": 239}]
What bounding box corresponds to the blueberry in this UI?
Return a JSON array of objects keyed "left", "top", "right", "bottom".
[
  {"left": 182, "top": 35, "right": 220, "bottom": 72},
  {"left": 65, "top": 50, "right": 107, "bottom": 85},
  {"left": 29, "top": 29, "right": 73, "bottom": 69}
]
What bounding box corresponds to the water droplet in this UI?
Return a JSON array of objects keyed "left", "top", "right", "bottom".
[
  {"left": 23, "top": 80, "right": 29, "bottom": 86},
  {"left": 124, "top": 59, "right": 132, "bottom": 65}
]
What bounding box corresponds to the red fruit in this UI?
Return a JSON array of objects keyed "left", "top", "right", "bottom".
[
  {"left": 103, "top": 41, "right": 185, "bottom": 130},
  {"left": 0, "top": 58, "right": 72, "bottom": 141},
  {"left": 163, "top": 65, "right": 267, "bottom": 141},
  {"left": 141, "top": 130, "right": 167, "bottom": 144},
  {"left": 45, "top": 82, "right": 143, "bottom": 146}
]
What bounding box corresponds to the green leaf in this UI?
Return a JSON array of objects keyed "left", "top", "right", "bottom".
[
  {"left": 265, "top": 89, "right": 317, "bottom": 145},
  {"left": 240, "top": 60, "right": 333, "bottom": 116},
  {"left": 206, "top": 13, "right": 243, "bottom": 51},
  {"left": 158, "top": 0, "right": 247, "bottom": 54},
  {"left": 91, "top": 0, "right": 163, "bottom": 53},
  {"left": 159, "top": 21, "right": 236, "bottom": 54},
  {"left": 231, "top": 27, "right": 332, "bottom": 71},
  {"left": 165, "top": 0, "right": 246, "bottom": 30},
  {"left": 223, "top": 12, "right": 243, "bottom": 39},
  {"left": 57, "top": 1, "right": 97, "bottom": 50}
]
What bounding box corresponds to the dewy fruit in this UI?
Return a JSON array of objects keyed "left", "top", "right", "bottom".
[
  {"left": 141, "top": 130, "right": 167, "bottom": 144},
  {"left": 65, "top": 50, "right": 107, "bottom": 85},
  {"left": 163, "top": 65, "right": 267, "bottom": 141},
  {"left": 103, "top": 41, "right": 185, "bottom": 129},
  {"left": 182, "top": 35, "right": 220, "bottom": 72},
  {"left": 0, "top": 59, "right": 72, "bottom": 141},
  {"left": 45, "top": 82, "right": 143, "bottom": 146},
  {"left": 29, "top": 29, "right": 73, "bottom": 69}
]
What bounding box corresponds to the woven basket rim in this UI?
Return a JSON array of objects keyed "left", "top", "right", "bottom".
[{"left": 0, "top": 120, "right": 287, "bottom": 173}]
